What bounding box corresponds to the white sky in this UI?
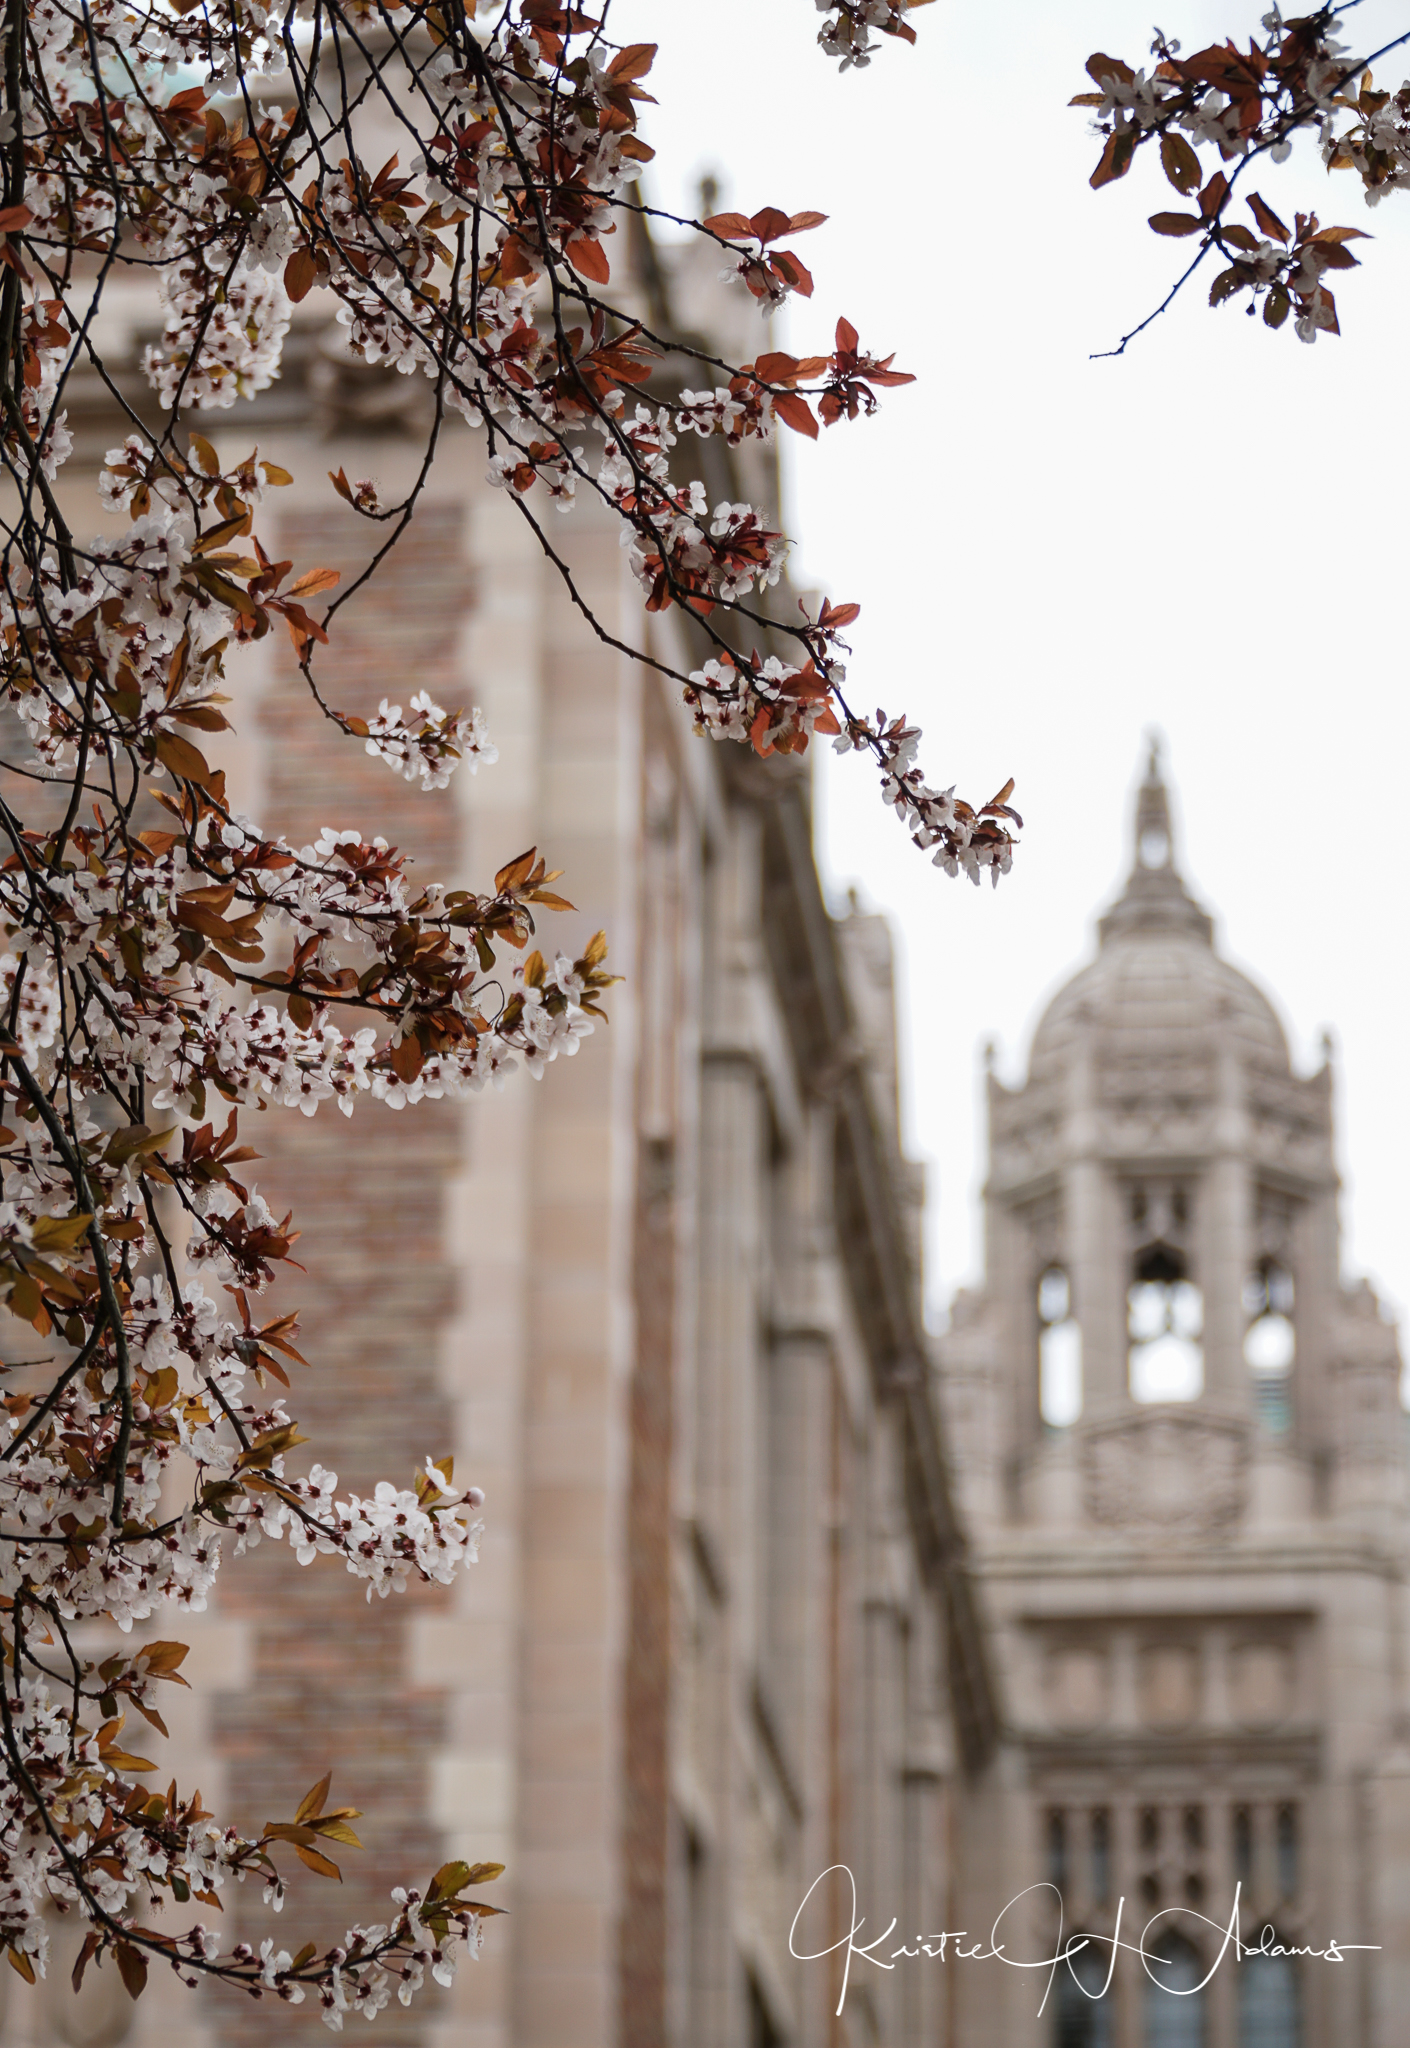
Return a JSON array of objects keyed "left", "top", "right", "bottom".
[{"left": 613, "top": 0, "right": 1410, "bottom": 1335}]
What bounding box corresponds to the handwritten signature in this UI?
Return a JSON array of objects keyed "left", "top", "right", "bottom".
[{"left": 789, "top": 1866, "right": 1381, "bottom": 2017}]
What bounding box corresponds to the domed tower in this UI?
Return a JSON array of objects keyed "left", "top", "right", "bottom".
[
  {"left": 940, "top": 748, "right": 1410, "bottom": 2048},
  {"left": 944, "top": 741, "right": 1403, "bottom": 1535}
]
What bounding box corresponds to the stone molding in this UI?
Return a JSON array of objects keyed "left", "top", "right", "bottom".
[{"left": 1079, "top": 1407, "right": 1251, "bottom": 1533}]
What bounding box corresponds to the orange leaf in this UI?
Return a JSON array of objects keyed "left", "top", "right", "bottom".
[
  {"left": 286, "top": 565, "right": 340, "bottom": 599},
  {"left": 296, "top": 1772, "right": 332, "bottom": 1824},
  {"left": 606, "top": 41, "right": 655, "bottom": 81}
]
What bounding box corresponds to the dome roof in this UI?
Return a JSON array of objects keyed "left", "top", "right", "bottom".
[{"left": 1027, "top": 746, "right": 1290, "bottom": 1088}]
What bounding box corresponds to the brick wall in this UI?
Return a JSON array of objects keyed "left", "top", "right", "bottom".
[{"left": 209, "top": 501, "right": 470, "bottom": 2046}]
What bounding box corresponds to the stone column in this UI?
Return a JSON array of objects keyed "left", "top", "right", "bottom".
[
  {"left": 1200, "top": 1005, "right": 1254, "bottom": 1418},
  {"left": 422, "top": 477, "right": 546, "bottom": 2048},
  {"left": 1065, "top": 1013, "right": 1123, "bottom": 1414}
]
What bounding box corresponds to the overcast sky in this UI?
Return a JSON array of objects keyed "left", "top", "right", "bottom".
[{"left": 614, "top": 0, "right": 1410, "bottom": 1341}]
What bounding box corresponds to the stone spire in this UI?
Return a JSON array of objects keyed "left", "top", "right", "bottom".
[
  {"left": 1097, "top": 736, "right": 1213, "bottom": 948},
  {"left": 1133, "top": 732, "right": 1173, "bottom": 869}
]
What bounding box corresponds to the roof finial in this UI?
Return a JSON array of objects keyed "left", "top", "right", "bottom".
[{"left": 1134, "top": 730, "right": 1173, "bottom": 871}]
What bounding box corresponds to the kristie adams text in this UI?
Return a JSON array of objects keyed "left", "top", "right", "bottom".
[{"left": 789, "top": 1865, "right": 1379, "bottom": 2018}]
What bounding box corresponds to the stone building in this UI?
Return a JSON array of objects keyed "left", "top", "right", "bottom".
[
  {"left": 0, "top": 223, "right": 999, "bottom": 2047},
  {"left": 939, "top": 748, "right": 1410, "bottom": 2048}
]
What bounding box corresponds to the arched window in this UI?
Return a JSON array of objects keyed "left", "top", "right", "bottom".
[
  {"left": 1053, "top": 1937, "right": 1114, "bottom": 2048},
  {"left": 1144, "top": 1931, "right": 1207, "bottom": 2048},
  {"left": 1233, "top": 1806, "right": 1253, "bottom": 1889},
  {"left": 1039, "top": 1266, "right": 1083, "bottom": 1427},
  {"left": 1238, "top": 1951, "right": 1301, "bottom": 2047},
  {"left": 1129, "top": 1243, "right": 1203, "bottom": 1404},
  {"left": 1090, "top": 1809, "right": 1111, "bottom": 1907},
  {"left": 1244, "top": 1262, "right": 1295, "bottom": 1434},
  {"left": 1276, "top": 1804, "right": 1299, "bottom": 1901}
]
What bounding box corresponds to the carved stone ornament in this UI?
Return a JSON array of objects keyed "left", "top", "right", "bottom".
[{"left": 1080, "top": 1410, "right": 1250, "bottom": 1533}]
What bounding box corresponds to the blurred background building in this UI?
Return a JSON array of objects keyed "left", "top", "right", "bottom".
[
  {"left": 6, "top": 133, "right": 1410, "bottom": 2048},
  {"left": 940, "top": 747, "right": 1410, "bottom": 2048},
  {"left": 1, "top": 216, "right": 1000, "bottom": 2048}
]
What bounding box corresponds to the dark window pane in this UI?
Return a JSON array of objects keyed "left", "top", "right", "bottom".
[
  {"left": 1053, "top": 1938, "right": 1114, "bottom": 2048},
  {"left": 1276, "top": 1806, "right": 1298, "bottom": 1901},
  {"left": 1144, "top": 1932, "right": 1207, "bottom": 2048},
  {"left": 1239, "top": 1952, "right": 1300, "bottom": 2048},
  {"left": 1048, "top": 1809, "right": 1068, "bottom": 1892},
  {"left": 1234, "top": 1807, "right": 1253, "bottom": 1889},
  {"left": 1091, "top": 1809, "right": 1110, "bottom": 1907}
]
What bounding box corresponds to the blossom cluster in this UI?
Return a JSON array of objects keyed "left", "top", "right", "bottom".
[
  {"left": 834, "top": 715, "right": 1023, "bottom": 885},
  {"left": 1074, "top": 8, "right": 1410, "bottom": 341},
  {"left": 815, "top": 0, "right": 928, "bottom": 71}
]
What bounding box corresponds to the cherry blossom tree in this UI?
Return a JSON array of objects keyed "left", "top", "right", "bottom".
[
  {"left": 0, "top": 0, "right": 1010, "bottom": 2027},
  {"left": 1069, "top": 3, "right": 1410, "bottom": 353}
]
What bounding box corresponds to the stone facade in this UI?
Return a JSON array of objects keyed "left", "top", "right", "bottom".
[
  {"left": 0, "top": 228, "right": 998, "bottom": 2048},
  {"left": 939, "top": 748, "right": 1410, "bottom": 2048}
]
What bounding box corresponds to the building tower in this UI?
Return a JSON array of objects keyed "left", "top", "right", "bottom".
[{"left": 940, "top": 746, "right": 1410, "bottom": 2048}]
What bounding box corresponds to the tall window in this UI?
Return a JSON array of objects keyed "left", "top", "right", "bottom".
[
  {"left": 1239, "top": 1952, "right": 1301, "bottom": 2047},
  {"left": 747, "top": 1973, "right": 782, "bottom": 2048},
  {"left": 1039, "top": 1266, "right": 1083, "bottom": 1426},
  {"left": 1054, "top": 1940, "right": 1114, "bottom": 2048},
  {"left": 1047, "top": 1808, "right": 1069, "bottom": 1892},
  {"left": 1276, "top": 1804, "right": 1299, "bottom": 1901},
  {"left": 1129, "top": 1243, "right": 1203, "bottom": 1403},
  {"left": 1233, "top": 1806, "right": 1253, "bottom": 1891},
  {"left": 1244, "top": 1262, "right": 1295, "bottom": 1435},
  {"left": 1144, "top": 1932, "right": 1207, "bottom": 2047},
  {"left": 1090, "top": 1809, "right": 1111, "bottom": 1907}
]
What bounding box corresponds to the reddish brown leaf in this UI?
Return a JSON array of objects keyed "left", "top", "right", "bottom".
[
  {"left": 154, "top": 731, "right": 213, "bottom": 785},
  {"left": 1159, "top": 132, "right": 1202, "bottom": 195},
  {"left": 389, "top": 1033, "right": 424, "bottom": 1084},
  {"left": 1091, "top": 129, "right": 1137, "bottom": 189},
  {"left": 115, "top": 1943, "right": 147, "bottom": 2000},
  {"left": 1198, "top": 170, "right": 1230, "bottom": 219},
  {"left": 1085, "top": 51, "right": 1135, "bottom": 88},
  {"left": 1248, "top": 190, "right": 1290, "bottom": 243},
  {"left": 565, "top": 234, "right": 610, "bottom": 283},
  {"left": 772, "top": 392, "right": 817, "bottom": 439},
  {"left": 700, "top": 211, "right": 754, "bottom": 239},
  {"left": 284, "top": 247, "right": 318, "bottom": 303},
  {"left": 748, "top": 206, "right": 793, "bottom": 245}
]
